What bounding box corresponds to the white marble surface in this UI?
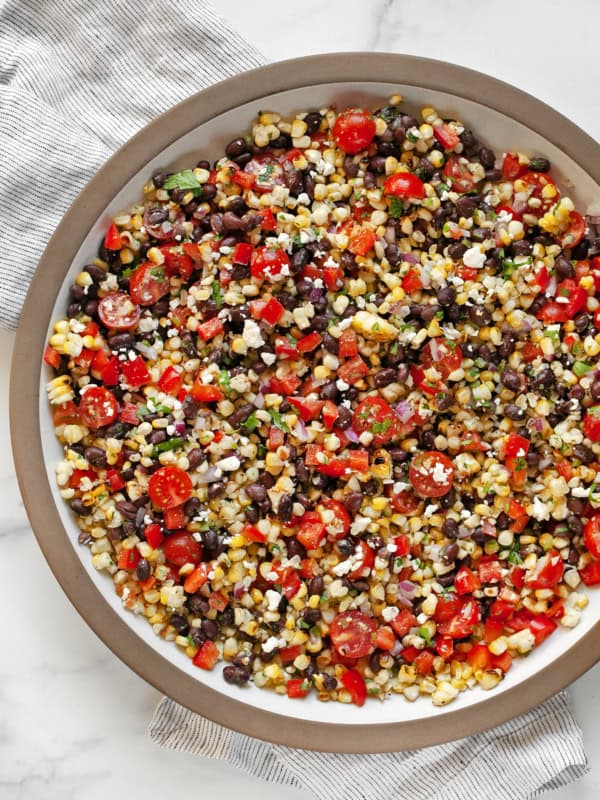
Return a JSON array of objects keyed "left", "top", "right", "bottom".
[{"left": 3, "top": 0, "right": 600, "bottom": 796}]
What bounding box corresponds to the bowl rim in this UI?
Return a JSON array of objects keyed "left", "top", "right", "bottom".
[{"left": 10, "top": 51, "right": 600, "bottom": 752}]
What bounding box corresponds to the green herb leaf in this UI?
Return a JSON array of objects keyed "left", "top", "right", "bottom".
[
  {"left": 417, "top": 626, "right": 434, "bottom": 647},
  {"left": 388, "top": 197, "right": 404, "bottom": 218},
  {"left": 573, "top": 361, "right": 592, "bottom": 377},
  {"left": 268, "top": 408, "right": 289, "bottom": 432},
  {"left": 152, "top": 437, "right": 184, "bottom": 457},
  {"left": 217, "top": 370, "right": 231, "bottom": 393},
  {"left": 242, "top": 411, "right": 260, "bottom": 431},
  {"left": 211, "top": 281, "right": 224, "bottom": 308},
  {"left": 163, "top": 169, "right": 204, "bottom": 196}
]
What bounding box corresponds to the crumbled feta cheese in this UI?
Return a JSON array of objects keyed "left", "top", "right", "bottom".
[
  {"left": 217, "top": 455, "right": 241, "bottom": 472},
  {"left": 265, "top": 590, "right": 282, "bottom": 611},
  {"left": 336, "top": 379, "right": 350, "bottom": 391},
  {"left": 462, "top": 246, "right": 486, "bottom": 269},
  {"left": 242, "top": 319, "right": 264, "bottom": 349},
  {"left": 382, "top": 606, "right": 399, "bottom": 622},
  {"left": 530, "top": 496, "right": 551, "bottom": 521},
  {"left": 261, "top": 352, "right": 276, "bottom": 365}
]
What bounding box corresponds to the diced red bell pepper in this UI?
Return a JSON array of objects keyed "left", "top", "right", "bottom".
[
  {"left": 191, "top": 378, "right": 224, "bottom": 403},
  {"left": 183, "top": 562, "right": 212, "bottom": 593},
  {"left": 258, "top": 208, "right": 277, "bottom": 231},
  {"left": 348, "top": 226, "right": 376, "bottom": 257},
  {"left": 268, "top": 426, "right": 284, "bottom": 450},
  {"left": 243, "top": 525, "right": 266, "bottom": 543},
  {"left": 501, "top": 153, "right": 527, "bottom": 181},
  {"left": 144, "top": 523, "right": 164, "bottom": 549},
  {"left": 287, "top": 678, "right": 311, "bottom": 698},
  {"left": 279, "top": 645, "right": 301, "bottom": 663},
  {"left": 504, "top": 433, "right": 530, "bottom": 458},
  {"left": 414, "top": 650, "right": 435, "bottom": 675},
  {"left": 323, "top": 265, "right": 343, "bottom": 291},
  {"left": 337, "top": 355, "right": 369, "bottom": 384},
  {"left": 322, "top": 400, "right": 339, "bottom": 430},
  {"left": 436, "top": 636, "right": 454, "bottom": 659},
  {"left": 508, "top": 498, "right": 529, "bottom": 533},
  {"left": 68, "top": 469, "right": 97, "bottom": 489},
  {"left": 120, "top": 356, "right": 151, "bottom": 389},
  {"left": 297, "top": 512, "right": 327, "bottom": 550},
  {"left": 338, "top": 330, "right": 359, "bottom": 358},
  {"left": 525, "top": 550, "right": 564, "bottom": 589},
  {"left": 402, "top": 268, "right": 423, "bottom": 293},
  {"left": 197, "top": 317, "right": 224, "bottom": 342},
  {"left": 260, "top": 297, "right": 285, "bottom": 325},
  {"left": 281, "top": 567, "right": 302, "bottom": 599},
  {"left": 491, "top": 651, "right": 513, "bottom": 673},
  {"left": 163, "top": 505, "right": 186, "bottom": 530},
  {"left": 374, "top": 626, "right": 396, "bottom": 651},
  {"left": 389, "top": 608, "right": 417, "bottom": 638},
  {"left": 43, "top": 345, "right": 62, "bottom": 369},
  {"left": 580, "top": 561, "right": 600, "bottom": 586},
  {"left": 104, "top": 222, "right": 122, "bottom": 251},
  {"left": 478, "top": 559, "right": 503, "bottom": 584},
  {"left": 119, "top": 402, "right": 140, "bottom": 425},
  {"left": 288, "top": 396, "right": 324, "bottom": 422},
  {"left": 101, "top": 355, "right": 120, "bottom": 386},
  {"left": 341, "top": 669, "right": 367, "bottom": 706},
  {"left": 399, "top": 646, "right": 420, "bottom": 662},
  {"left": 192, "top": 640, "right": 219, "bottom": 670},
  {"left": 467, "top": 643, "right": 492, "bottom": 671},
  {"left": 394, "top": 534, "right": 411, "bottom": 557},
  {"left": 232, "top": 242, "right": 254, "bottom": 265},
  {"left": 583, "top": 405, "right": 600, "bottom": 442},
  {"left": 528, "top": 614, "right": 558, "bottom": 646},
  {"left": 433, "top": 123, "right": 460, "bottom": 150},
  {"left": 106, "top": 469, "right": 125, "bottom": 492},
  {"left": 158, "top": 365, "right": 183, "bottom": 396},
  {"left": 232, "top": 170, "right": 256, "bottom": 190},
  {"left": 455, "top": 565, "right": 481, "bottom": 595},
  {"left": 296, "top": 332, "right": 322, "bottom": 354},
  {"left": 483, "top": 618, "right": 505, "bottom": 643},
  {"left": 269, "top": 374, "right": 301, "bottom": 394},
  {"left": 275, "top": 335, "right": 299, "bottom": 359},
  {"left": 118, "top": 547, "right": 140, "bottom": 570}
]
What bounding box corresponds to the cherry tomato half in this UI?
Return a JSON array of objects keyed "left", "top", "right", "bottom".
[
  {"left": 559, "top": 211, "right": 586, "bottom": 250},
  {"left": 330, "top": 610, "right": 376, "bottom": 659},
  {"left": 250, "top": 246, "right": 290, "bottom": 281},
  {"left": 332, "top": 108, "right": 376, "bottom": 155},
  {"left": 515, "top": 171, "right": 559, "bottom": 218},
  {"left": 129, "top": 263, "right": 170, "bottom": 306},
  {"left": 163, "top": 531, "right": 203, "bottom": 566},
  {"left": 420, "top": 338, "right": 462, "bottom": 380},
  {"left": 352, "top": 396, "right": 398, "bottom": 446},
  {"left": 243, "top": 154, "right": 285, "bottom": 194},
  {"left": 98, "top": 292, "right": 141, "bottom": 330},
  {"left": 584, "top": 516, "right": 600, "bottom": 560},
  {"left": 318, "top": 498, "right": 350, "bottom": 540},
  {"left": 383, "top": 172, "right": 425, "bottom": 200},
  {"left": 409, "top": 451, "right": 455, "bottom": 498},
  {"left": 443, "top": 157, "right": 480, "bottom": 193},
  {"left": 148, "top": 465, "right": 193, "bottom": 510},
  {"left": 79, "top": 386, "right": 118, "bottom": 429}
]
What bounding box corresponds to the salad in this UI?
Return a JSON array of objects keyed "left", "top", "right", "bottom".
[{"left": 44, "top": 96, "right": 600, "bottom": 707}]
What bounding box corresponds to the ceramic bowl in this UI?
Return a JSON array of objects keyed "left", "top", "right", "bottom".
[{"left": 10, "top": 53, "right": 600, "bottom": 752}]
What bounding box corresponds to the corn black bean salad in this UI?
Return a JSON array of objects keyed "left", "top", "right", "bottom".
[{"left": 45, "top": 96, "right": 600, "bottom": 708}]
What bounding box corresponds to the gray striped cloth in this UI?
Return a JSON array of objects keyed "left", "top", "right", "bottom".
[{"left": 0, "top": 1, "right": 589, "bottom": 797}]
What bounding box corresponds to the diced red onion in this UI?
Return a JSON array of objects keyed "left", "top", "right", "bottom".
[
  {"left": 511, "top": 192, "right": 528, "bottom": 214},
  {"left": 253, "top": 392, "right": 265, "bottom": 409},
  {"left": 395, "top": 401, "right": 414, "bottom": 424},
  {"left": 234, "top": 581, "right": 246, "bottom": 599},
  {"left": 390, "top": 640, "right": 405, "bottom": 656},
  {"left": 398, "top": 580, "right": 418, "bottom": 598},
  {"left": 396, "top": 595, "right": 414, "bottom": 610},
  {"left": 174, "top": 421, "right": 186, "bottom": 435},
  {"left": 345, "top": 428, "right": 360, "bottom": 443},
  {"left": 547, "top": 275, "right": 557, "bottom": 297},
  {"left": 539, "top": 457, "right": 553, "bottom": 470},
  {"left": 384, "top": 226, "right": 396, "bottom": 243},
  {"left": 293, "top": 419, "right": 309, "bottom": 441},
  {"left": 196, "top": 465, "right": 223, "bottom": 484},
  {"left": 135, "top": 341, "right": 158, "bottom": 361},
  {"left": 529, "top": 417, "right": 545, "bottom": 433},
  {"left": 482, "top": 518, "right": 497, "bottom": 538},
  {"left": 402, "top": 252, "right": 419, "bottom": 264},
  {"left": 429, "top": 338, "right": 441, "bottom": 362}
]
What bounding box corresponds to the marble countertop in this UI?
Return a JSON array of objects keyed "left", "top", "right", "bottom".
[{"left": 3, "top": 0, "right": 600, "bottom": 796}]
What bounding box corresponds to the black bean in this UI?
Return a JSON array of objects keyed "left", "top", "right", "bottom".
[
  {"left": 335, "top": 406, "right": 353, "bottom": 429},
  {"left": 343, "top": 156, "right": 359, "bottom": 177},
  {"left": 441, "top": 542, "right": 459, "bottom": 564},
  {"left": 187, "top": 447, "right": 203, "bottom": 470},
  {"left": 567, "top": 515, "right": 583, "bottom": 536},
  {"left": 83, "top": 446, "right": 107, "bottom": 467},
  {"left": 573, "top": 443, "right": 595, "bottom": 464},
  {"left": 532, "top": 368, "right": 555, "bottom": 390},
  {"left": 295, "top": 459, "right": 309, "bottom": 484},
  {"left": 302, "top": 607, "right": 322, "bottom": 625},
  {"left": 182, "top": 497, "right": 200, "bottom": 518},
  {"left": 308, "top": 576, "right": 324, "bottom": 597},
  {"left": 225, "top": 137, "right": 248, "bottom": 158},
  {"left": 442, "top": 518, "right": 459, "bottom": 539},
  {"left": 468, "top": 305, "right": 491, "bottom": 327},
  {"left": 278, "top": 494, "right": 293, "bottom": 523},
  {"left": 525, "top": 451, "right": 541, "bottom": 467},
  {"left": 555, "top": 255, "right": 575, "bottom": 279},
  {"left": 435, "top": 285, "right": 455, "bottom": 307},
  {"left": 116, "top": 500, "right": 138, "bottom": 520},
  {"left": 317, "top": 382, "right": 336, "bottom": 403},
  {"left": 569, "top": 385, "right": 585, "bottom": 402},
  {"left": 567, "top": 496, "right": 585, "bottom": 514},
  {"left": 455, "top": 196, "right": 477, "bottom": 217},
  {"left": 529, "top": 157, "right": 550, "bottom": 172},
  {"left": 448, "top": 242, "right": 467, "bottom": 260},
  {"left": 228, "top": 403, "right": 255, "bottom": 428},
  {"left": 206, "top": 482, "right": 225, "bottom": 501},
  {"left": 337, "top": 539, "right": 354, "bottom": 556},
  {"left": 478, "top": 146, "right": 496, "bottom": 169},
  {"left": 591, "top": 380, "right": 600, "bottom": 401},
  {"left": 201, "top": 619, "right": 219, "bottom": 640},
  {"left": 511, "top": 240, "right": 532, "bottom": 256},
  {"left": 70, "top": 498, "right": 92, "bottom": 516},
  {"left": 437, "top": 570, "right": 457, "bottom": 588},
  {"left": 285, "top": 537, "right": 306, "bottom": 561},
  {"left": 373, "top": 368, "right": 396, "bottom": 388},
  {"left": 223, "top": 665, "right": 250, "bottom": 686},
  {"left": 304, "top": 171, "right": 316, "bottom": 200},
  {"left": 369, "top": 155, "right": 387, "bottom": 174},
  {"left": 131, "top": 557, "right": 150, "bottom": 583},
  {"left": 303, "top": 111, "right": 322, "bottom": 135},
  {"left": 420, "top": 430, "right": 436, "bottom": 450},
  {"left": 529, "top": 294, "right": 547, "bottom": 316},
  {"left": 229, "top": 305, "right": 249, "bottom": 332},
  {"left": 343, "top": 492, "right": 364, "bottom": 515},
  {"left": 505, "top": 403, "right": 525, "bottom": 421},
  {"left": 107, "top": 333, "right": 137, "bottom": 357},
  {"left": 363, "top": 171, "right": 376, "bottom": 189},
  {"left": 573, "top": 312, "right": 591, "bottom": 334},
  {"left": 369, "top": 650, "right": 382, "bottom": 673},
  {"left": 501, "top": 368, "right": 521, "bottom": 391}
]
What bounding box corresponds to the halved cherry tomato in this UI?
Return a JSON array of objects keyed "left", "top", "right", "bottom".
[
  {"left": 338, "top": 329, "right": 359, "bottom": 358},
  {"left": 537, "top": 278, "right": 586, "bottom": 323},
  {"left": 584, "top": 515, "right": 600, "bottom": 560},
  {"left": 192, "top": 640, "right": 219, "bottom": 670},
  {"left": 243, "top": 154, "right": 285, "bottom": 193},
  {"left": 516, "top": 171, "right": 559, "bottom": 218},
  {"left": 383, "top": 172, "right": 425, "bottom": 200},
  {"left": 318, "top": 498, "right": 350, "bottom": 540},
  {"left": 330, "top": 610, "right": 376, "bottom": 658},
  {"left": 352, "top": 396, "right": 398, "bottom": 446},
  {"left": 332, "top": 108, "right": 376, "bottom": 155},
  {"left": 163, "top": 531, "right": 202, "bottom": 566},
  {"left": 348, "top": 226, "right": 376, "bottom": 256},
  {"left": 348, "top": 541, "right": 375, "bottom": 580},
  {"left": 269, "top": 374, "right": 301, "bottom": 394},
  {"left": 118, "top": 402, "right": 140, "bottom": 425},
  {"left": 438, "top": 599, "right": 480, "bottom": 638},
  {"left": 559, "top": 210, "right": 586, "bottom": 250},
  {"left": 420, "top": 338, "right": 462, "bottom": 380},
  {"left": 374, "top": 626, "right": 396, "bottom": 651},
  {"left": 288, "top": 396, "right": 323, "bottom": 422},
  {"left": 433, "top": 123, "right": 459, "bottom": 151},
  {"left": 79, "top": 386, "right": 118, "bottom": 429},
  {"left": 148, "top": 465, "right": 193, "bottom": 510},
  {"left": 580, "top": 561, "right": 600, "bottom": 586},
  {"left": 129, "top": 263, "right": 170, "bottom": 306},
  {"left": 161, "top": 247, "right": 194, "bottom": 280},
  {"left": 525, "top": 550, "right": 564, "bottom": 589},
  {"left": 341, "top": 668, "right": 367, "bottom": 706},
  {"left": 443, "top": 157, "right": 480, "bottom": 193},
  {"left": 584, "top": 405, "right": 600, "bottom": 442},
  {"left": 409, "top": 451, "right": 454, "bottom": 498},
  {"left": 43, "top": 345, "right": 62, "bottom": 369},
  {"left": 436, "top": 636, "right": 454, "bottom": 659},
  {"left": 250, "top": 246, "right": 290, "bottom": 280},
  {"left": 434, "top": 595, "right": 462, "bottom": 623},
  {"left": 297, "top": 511, "right": 326, "bottom": 550},
  {"left": 501, "top": 153, "right": 527, "bottom": 181},
  {"left": 390, "top": 488, "right": 422, "bottom": 515},
  {"left": 120, "top": 355, "right": 150, "bottom": 389},
  {"left": 232, "top": 242, "right": 253, "bottom": 265},
  {"left": 104, "top": 222, "right": 122, "bottom": 250}
]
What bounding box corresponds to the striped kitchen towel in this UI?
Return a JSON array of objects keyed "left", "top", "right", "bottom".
[{"left": 0, "top": 1, "right": 589, "bottom": 797}]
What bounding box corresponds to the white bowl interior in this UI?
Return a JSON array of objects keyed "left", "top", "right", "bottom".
[{"left": 39, "top": 81, "right": 600, "bottom": 727}]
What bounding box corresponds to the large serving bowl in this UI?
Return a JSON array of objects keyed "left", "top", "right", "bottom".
[{"left": 10, "top": 53, "right": 600, "bottom": 752}]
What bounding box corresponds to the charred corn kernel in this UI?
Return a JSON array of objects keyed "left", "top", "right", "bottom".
[
  {"left": 370, "top": 449, "right": 392, "bottom": 479},
  {"left": 479, "top": 670, "right": 503, "bottom": 691},
  {"left": 147, "top": 246, "right": 165, "bottom": 265}
]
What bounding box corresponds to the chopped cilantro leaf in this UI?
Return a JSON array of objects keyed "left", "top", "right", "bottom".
[
  {"left": 163, "top": 169, "right": 204, "bottom": 197},
  {"left": 388, "top": 197, "right": 404, "bottom": 218}
]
